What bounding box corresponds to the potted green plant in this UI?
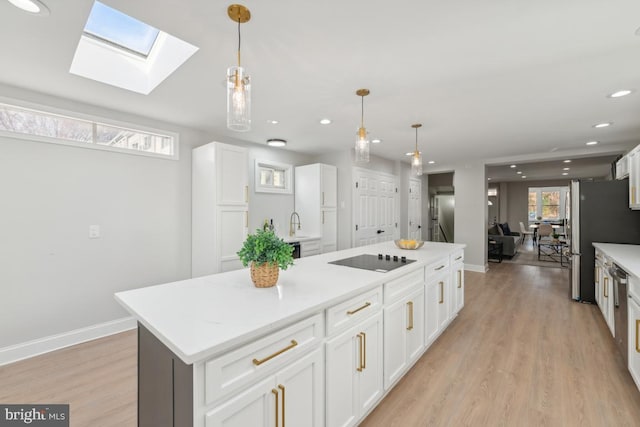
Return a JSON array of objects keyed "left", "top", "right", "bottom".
[{"left": 237, "top": 229, "right": 294, "bottom": 288}]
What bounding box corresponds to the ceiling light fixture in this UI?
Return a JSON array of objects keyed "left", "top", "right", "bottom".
[
  {"left": 517, "top": 171, "right": 522, "bottom": 174},
  {"left": 563, "top": 159, "right": 572, "bottom": 163},
  {"left": 593, "top": 122, "right": 611, "bottom": 128},
  {"left": 562, "top": 172, "right": 568, "bottom": 176},
  {"left": 267, "top": 120, "right": 278, "bottom": 124},
  {"left": 563, "top": 167, "right": 570, "bottom": 171},
  {"left": 586, "top": 141, "right": 599, "bottom": 146},
  {"left": 320, "top": 118, "right": 331, "bottom": 125},
  {"left": 354, "top": 89, "right": 370, "bottom": 162},
  {"left": 522, "top": 176, "right": 527, "bottom": 179},
  {"left": 7, "top": 0, "right": 49, "bottom": 15},
  {"left": 428, "top": 160, "right": 435, "bottom": 164},
  {"left": 266, "top": 138, "right": 286, "bottom": 147},
  {"left": 510, "top": 164, "right": 516, "bottom": 168},
  {"left": 226, "top": 4, "right": 251, "bottom": 132},
  {"left": 371, "top": 138, "right": 381, "bottom": 144},
  {"left": 608, "top": 89, "right": 633, "bottom": 98},
  {"left": 411, "top": 123, "right": 423, "bottom": 176}
]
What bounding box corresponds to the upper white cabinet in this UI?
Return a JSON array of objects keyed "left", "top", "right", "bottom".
[
  {"left": 295, "top": 163, "right": 338, "bottom": 253},
  {"left": 192, "top": 142, "right": 248, "bottom": 277},
  {"left": 628, "top": 145, "right": 640, "bottom": 209}
]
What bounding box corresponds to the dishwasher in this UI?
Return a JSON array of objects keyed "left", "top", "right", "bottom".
[{"left": 611, "top": 263, "right": 629, "bottom": 366}]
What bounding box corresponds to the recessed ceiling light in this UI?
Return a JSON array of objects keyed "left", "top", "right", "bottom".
[
  {"left": 487, "top": 178, "right": 492, "bottom": 181},
  {"left": 563, "top": 159, "right": 572, "bottom": 163},
  {"left": 267, "top": 120, "right": 279, "bottom": 124},
  {"left": 428, "top": 160, "right": 435, "bottom": 164},
  {"left": 563, "top": 167, "right": 570, "bottom": 171},
  {"left": 608, "top": 89, "right": 633, "bottom": 98},
  {"left": 7, "top": 0, "right": 49, "bottom": 15},
  {"left": 319, "top": 118, "right": 332, "bottom": 125},
  {"left": 510, "top": 164, "right": 516, "bottom": 168},
  {"left": 371, "top": 139, "right": 381, "bottom": 144},
  {"left": 516, "top": 171, "right": 522, "bottom": 174},
  {"left": 586, "top": 141, "right": 599, "bottom": 146},
  {"left": 521, "top": 176, "right": 527, "bottom": 179},
  {"left": 562, "top": 172, "right": 569, "bottom": 176},
  {"left": 593, "top": 122, "right": 611, "bottom": 128},
  {"left": 266, "top": 138, "right": 286, "bottom": 147}
]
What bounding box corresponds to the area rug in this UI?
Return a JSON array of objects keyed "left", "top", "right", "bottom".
[{"left": 500, "top": 243, "right": 569, "bottom": 269}]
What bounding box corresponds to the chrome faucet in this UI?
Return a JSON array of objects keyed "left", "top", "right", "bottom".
[{"left": 289, "top": 211, "right": 301, "bottom": 236}]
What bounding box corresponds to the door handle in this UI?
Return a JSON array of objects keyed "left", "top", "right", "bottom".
[
  {"left": 407, "top": 301, "right": 414, "bottom": 331},
  {"left": 278, "top": 384, "right": 286, "bottom": 427},
  {"left": 604, "top": 277, "right": 608, "bottom": 298},
  {"left": 272, "top": 388, "right": 279, "bottom": 427},
  {"left": 418, "top": 225, "right": 421, "bottom": 229},
  {"left": 376, "top": 229, "right": 385, "bottom": 234},
  {"left": 439, "top": 281, "right": 444, "bottom": 304}
]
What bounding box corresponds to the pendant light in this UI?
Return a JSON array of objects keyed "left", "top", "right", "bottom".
[
  {"left": 354, "top": 89, "right": 370, "bottom": 162},
  {"left": 411, "top": 123, "right": 423, "bottom": 176},
  {"left": 227, "top": 4, "right": 251, "bottom": 132}
]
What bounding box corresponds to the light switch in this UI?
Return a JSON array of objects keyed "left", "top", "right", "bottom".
[{"left": 89, "top": 225, "right": 101, "bottom": 239}]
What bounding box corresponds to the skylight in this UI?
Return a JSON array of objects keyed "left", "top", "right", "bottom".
[{"left": 84, "top": 1, "right": 159, "bottom": 57}]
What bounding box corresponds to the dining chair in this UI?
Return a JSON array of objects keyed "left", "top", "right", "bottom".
[
  {"left": 537, "top": 223, "right": 553, "bottom": 242},
  {"left": 519, "top": 221, "right": 534, "bottom": 246}
]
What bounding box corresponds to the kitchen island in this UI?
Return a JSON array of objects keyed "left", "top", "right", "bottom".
[{"left": 116, "top": 240, "right": 465, "bottom": 427}]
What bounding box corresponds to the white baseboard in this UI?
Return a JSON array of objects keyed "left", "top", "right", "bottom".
[
  {"left": 464, "top": 263, "right": 487, "bottom": 273},
  {"left": 0, "top": 317, "right": 136, "bottom": 366}
]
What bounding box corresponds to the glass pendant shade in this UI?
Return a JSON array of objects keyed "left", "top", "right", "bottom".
[
  {"left": 227, "top": 65, "right": 251, "bottom": 132},
  {"left": 355, "top": 127, "right": 370, "bottom": 162},
  {"left": 412, "top": 151, "right": 423, "bottom": 176}
]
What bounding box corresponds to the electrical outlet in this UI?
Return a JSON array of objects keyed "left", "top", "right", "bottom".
[{"left": 89, "top": 225, "right": 101, "bottom": 239}]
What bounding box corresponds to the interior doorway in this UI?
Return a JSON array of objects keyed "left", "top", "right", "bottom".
[
  {"left": 428, "top": 172, "right": 454, "bottom": 242},
  {"left": 352, "top": 167, "right": 399, "bottom": 247},
  {"left": 408, "top": 178, "right": 422, "bottom": 240}
]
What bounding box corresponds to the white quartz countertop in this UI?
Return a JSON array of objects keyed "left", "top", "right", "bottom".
[
  {"left": 592, "top": 243, "right": 640, "bottom": 278},
  {"left": 280, "top": 235, "right": 321, "bottom": 243},
  {"left": 115, "top": 241, "right": 464, "bottom": 365}
]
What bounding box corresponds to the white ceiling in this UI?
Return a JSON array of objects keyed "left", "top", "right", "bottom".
[{"left": 2, "top": 0, "right": 640, "bottom": 177}]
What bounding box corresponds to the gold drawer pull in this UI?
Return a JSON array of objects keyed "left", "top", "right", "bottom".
[
  {"left": 272, "top": 389, "right": 279, "bottom": 427},
  {"left": 362, "top": 332, "right": 367, "bottom": 370},
  {"left": 347, "top": 302, "right": 371, "bottom": 315},
  {"left": 457, "top": 270, "right": 462, "bottom": 288},
  {"left": 595, "top": 267, "right": 599, "bottom": 284},
  {"left": 636, "top": 319, "right": 640, "bottom": 353},
  {"left": 604, "top": 277, "right": 608, "bottom": 298},
  {"left": 435, "top": 265, "right": 445, "bottom": 271},
  {"left": 252, "top": 340, "right": 298, "bottom": 366},
  {"left": 278, "top": 384, "right": 286, "bottom": 427},
  {"left": 439, "top": 281, "right": 444, "bottom": 304},
  {"left": 357, "top": 333, "right": 364, "bottom": 372},
  {"left": 455, "top": 255, "right": 463, "bottom": 261},
  {"left": 407, "top": 301, "right": 414, "bottom": 330}
]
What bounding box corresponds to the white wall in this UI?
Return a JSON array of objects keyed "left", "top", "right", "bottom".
[
  {"left": 453, "top": 162, "right": 487, "bottom": 271},
  {"left": 0, "top": 86, "right": 209, "bottom": 349}
]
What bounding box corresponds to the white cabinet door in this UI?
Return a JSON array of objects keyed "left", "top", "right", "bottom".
[
  {"left": 628, "top": 147, "right": 640, "bottom": 209},
  {"left": 206, "top": 377, "right": 276, "bottom": 427},
  {"left": 383, "top": 298, "right": 407, "bottom": 389},
  {"left": 357, "top": 312, "right": 384, "bottom": 417},
  {"left": 321, "top": 209, "right": 337, "bottom": 253},
  {"left": 321, "top": 164, "right": 337, "bottom": 208},
  {"left": 601, "top": 270, "right": 615, "bottom": 336},
  {"left": 326, "top": 312, "right": 383, "bottom": 427},
  {"left": 218, "top": 206, "right": 248, "bottom": 272},
  {"left": 425, "top": 277, "right": 440, "bottom": 345},
  {"left": 275, "top": 349, "right": 324, "bottom": 427},
  {"left": 217, "top": 143, "right": 249, "bottom": 206},
  {"left": 326, "top": 328, "right": 359, "bottom": 427},
  {"left": 628, "top": 294, "right": 640, "bottom": 390},
  {"left": 452, "top": 262, "right": 464, "bottom": 315},
  {"left": 437, "top": 275, "right": 451, "bottom": 329},
  {"left": 406, "top": 286, "right": 425, "bottom": 363}
]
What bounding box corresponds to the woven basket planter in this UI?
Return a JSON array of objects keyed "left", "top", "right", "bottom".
[{"left": 250, "top": 261, "right": 280, "bottom": 288}]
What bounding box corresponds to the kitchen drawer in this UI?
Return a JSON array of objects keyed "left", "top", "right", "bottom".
[
  {"left": 301, "top": 239, "right": 321, "bottom": 252},
  {"left": 424, "top": 257, "right": 449, "bottom": 277},
  {"left": 450, "top": 249, "right": 464, "bottom": 265},
  {"left": 630, "top": 275, "right": 640, "bottom": 301},
  {"left": 595, "top": 249, "right": 604, "bottom": 262},
  {"left": 302, "top": 249, "right": 321, "bottom": 257},
  {"left": 384, "top": 268, "right": 424, "bottom": 304},
  {"left": 326, "top": 286, "right": 382, "bottom": 336},
  {"left": 204, "top": 313, "right": 324, "bottom": 405}
]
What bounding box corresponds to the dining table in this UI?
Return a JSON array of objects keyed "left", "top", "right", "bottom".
[{"left": 529, "top": 223, "right": 562, "bottom": 244}]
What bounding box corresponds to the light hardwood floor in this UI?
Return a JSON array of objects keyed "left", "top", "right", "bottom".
[{"left": 1, "top": 262, "right": 639, "bottom": 427}]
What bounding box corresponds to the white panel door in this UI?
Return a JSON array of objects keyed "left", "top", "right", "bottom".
[
  {"left": 353, "top": 168, "right": 399, "bottom": 247},
  {"left": 326, "top": 327, "right": 359, "bottom": 427},
  {"left": 218, "top": 206, "right": 248, "bottom": 272},
  {"left": 408, "top": 178, "right": 422, "bottom": 240},
  {"left": 406, "top": 286, "right": 425, "bottom": 363},
  {"left": 425, "top": 278, "right": 440, "bottom": 345},
  {"left": 383, "top": 299, "right": 407, "bottom": 389},
  {"left": 206, "top": 377, "right": 276, "bottom": 427}
]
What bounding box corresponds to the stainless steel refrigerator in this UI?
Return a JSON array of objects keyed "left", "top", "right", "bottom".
[{"left": 569, "top": 179, "right": 640, "bottom": 302}]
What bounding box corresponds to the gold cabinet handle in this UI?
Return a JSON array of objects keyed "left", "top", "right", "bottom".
[
  {"left": 245, "top": 211, "right": 248, "bottom": 228},
  {"left": 278, "top": 384, "right": 285, "bottom": 427},
  {"left": 347, "top": 302, "right": 371, "bottom": 315},
  {"left": 252, "top": 340, "right": 298, "bottom": 366},
  {"left": 435, "top": 265, "right": 445, "bottom": 271},
  {"left": 362, "top": 332, "right": 366, "bottom": 370},
  {"left": 439, "top": 281, "right": 444, "bottom": 304},
  {"left": 407, "top": 301, "right": 414, "bottom": 330},
  {"left": 457, "top": 270, "right": 462, "bottom": 288},
  {"left": 356, "top": 333, "right": 364, "bottom": 372},
  {"left": 272, "top": 388, "right": 279, "bottom": 427},
  {"left": 636, "top": 319, "right": 640, "bottom": 353},
  {"left": 322, "top": 191, "right": 325, "bottom": 205},
  {"left": 245, "top": 185, "right": 249, "bottom": 203},
  {"left": 595, "top": 267, "right": 599, "bottom": 284},
  {"left": 604, "top": 277, "right": 608, "bottom": 298},
  {"left": 322, "top": 211, "right": 325, "bottom": 224}
]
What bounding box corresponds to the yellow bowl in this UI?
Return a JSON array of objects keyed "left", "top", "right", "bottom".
[{"left": 394, "top": 239, "right": 425, "bottom": 250}]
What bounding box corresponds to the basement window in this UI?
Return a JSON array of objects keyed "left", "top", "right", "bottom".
[{"left": 0, "top": 100, "right": 178, "bottom": 159}]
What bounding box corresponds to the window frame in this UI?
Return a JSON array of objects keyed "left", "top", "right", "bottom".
[
  {"left": 0, "top": 96, "right": 179, "bottom": 160},
  {"left": 254, "top": 159, "right": 293, "bottom": 194},
  {"left": 528, "top": 186, "right": 569, "bottom": 222}
]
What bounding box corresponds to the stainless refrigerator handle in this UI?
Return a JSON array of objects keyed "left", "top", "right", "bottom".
[{"left": 571, "top": 252, "right": 581, "bottom": 256}]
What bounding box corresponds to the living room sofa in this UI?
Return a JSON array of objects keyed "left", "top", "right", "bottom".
[{"left": 488, "top": 223, "right": 522, "bottom": 257}]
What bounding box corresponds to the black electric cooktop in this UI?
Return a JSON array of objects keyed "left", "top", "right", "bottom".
[{"left": 329, "top": 254, "right": 416, "bottom": 273}]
